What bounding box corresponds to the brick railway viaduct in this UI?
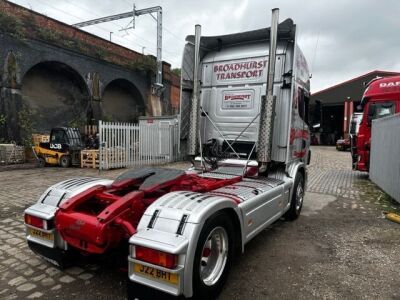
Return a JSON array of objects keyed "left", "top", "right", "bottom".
[{"left": 0, "top": 1, "right": 180, "bottom": 143}]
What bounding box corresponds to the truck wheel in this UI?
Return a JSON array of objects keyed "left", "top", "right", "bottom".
[
  {"left": 284, "top": 172, "right": 305, "bottom": 221},
  {"left": 60, "top": 155, "right": 71, "bottom": 168},
  {"left": 192, "top": 212, "right": 234, "bottom": 299}
]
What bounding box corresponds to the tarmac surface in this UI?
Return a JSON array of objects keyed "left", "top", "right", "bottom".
[{"left": 0, "top": 146, "right": 399, "bottom": 299}]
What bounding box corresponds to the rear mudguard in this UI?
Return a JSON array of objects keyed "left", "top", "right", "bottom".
[
  {"left": 129, "top": 191, "right": 243, "bottom": 298},
  {"left": 24, "top": 178, "right": 113, "bottom": 253},
  {"left": 286, "top": 161, "right": 307, "bottom": 199}
]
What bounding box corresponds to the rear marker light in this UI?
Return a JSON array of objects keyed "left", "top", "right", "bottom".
[
  {"left": 135, "top": 245, "right": 178, "bottom": 269},
  {"left": 24, "top": 214, "right": 50, "bottom": 230}
]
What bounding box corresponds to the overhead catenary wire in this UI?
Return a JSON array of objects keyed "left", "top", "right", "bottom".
[
  {"left": 12, "top": 0, "right": 180, "bottom": 60},
  {"left": 12, "top": 0, "right": 183, "bottom": 67},
  {"left": 23, "top": 0, "right": 139, "bottom": 46},
  {"left": 144, "top": 13, "right": 185, "bottom": 46},
  {"left": 42, "top": 0, "right": 156, "bottom": 53}
]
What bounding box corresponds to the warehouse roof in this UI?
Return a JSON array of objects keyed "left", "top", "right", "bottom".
[{"left": 311, "top": 70, "right": 400, "bottom": 105}]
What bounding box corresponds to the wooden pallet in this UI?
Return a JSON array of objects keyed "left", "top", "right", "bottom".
[
  {"left": 80, "top": 148, "right": 129, "bottom": 169},
  {"left": 0, "top": 144, "right": 25, "bottom": 164},
  {"left": 80, "top": 149, "right": 99, "bottom": 169}
]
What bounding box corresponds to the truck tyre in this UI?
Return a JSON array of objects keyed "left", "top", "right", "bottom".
[
  {"left": 37, "top": 157, "right": 46, "bottom": 168},
  {"left": 60, "top": 155, "right": 71, "bottom": 168},
  {"left": 284, "top": 172, "right": 304, "bottom": 221},
  {"left": 192, "top": 212, "right": 234, "bottom": 300}
]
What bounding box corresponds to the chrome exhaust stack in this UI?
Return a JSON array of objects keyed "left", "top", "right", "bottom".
[
  {"left": 257, "top": 8, "right": 279, "bottom": 173},
  {"left": 187, "top": 24, "right": 202, "bottom": 157}
]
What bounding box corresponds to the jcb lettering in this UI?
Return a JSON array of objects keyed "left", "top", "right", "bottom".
[{"left": 50, "top": 144, "right": 62, "bottom": 150}]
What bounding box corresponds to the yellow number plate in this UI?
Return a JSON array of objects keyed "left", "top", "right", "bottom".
[
  {"left": 134, "top": 263, "right": 179, "bottom": 285},
  {"left": 28, "top": 227, "right": 54, "bottom": 241}
]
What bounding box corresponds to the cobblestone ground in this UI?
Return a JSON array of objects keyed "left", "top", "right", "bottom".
[
  {"left": 0, "top": 168, "right": 123, "bottom": 300},
  {"left": 307, "top": 147, "right": 399, "bottom": 212},
  {"left": 0, "top": 147, "right": 399, "bottom": 299}
]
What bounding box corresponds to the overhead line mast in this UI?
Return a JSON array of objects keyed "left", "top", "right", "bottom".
[{"left": 73, "top": 5, "right": 163, "bottom": 94}]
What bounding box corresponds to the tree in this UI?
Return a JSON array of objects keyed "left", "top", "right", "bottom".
[{"left": 171, "top": 68, "right": 181, "bottom": 77}]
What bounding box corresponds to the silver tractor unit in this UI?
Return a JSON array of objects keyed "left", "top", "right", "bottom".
[
  {"left": 127, "top": 8, "right": 311, "bottom": 299},
  {"left": 23, "top": 8, "right": 311, "bottom": 300}
]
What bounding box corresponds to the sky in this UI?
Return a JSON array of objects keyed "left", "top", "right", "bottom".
[{"left": 9, "top": 0, "right": 400, "bottom": 93}]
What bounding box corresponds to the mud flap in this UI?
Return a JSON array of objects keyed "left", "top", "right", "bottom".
[
  {"left": 27, "top": 241, "right": 75, "bottom": 269},
  {"left": 127, "top": 281, "right": 178, "bottom": 300}
]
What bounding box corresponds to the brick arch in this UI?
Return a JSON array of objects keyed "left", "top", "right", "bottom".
[
  {"left": 101, "top": 78, "right": 146, "bottom": 123},
  {"left": 21, "top": 61, "right": 91, "bottom": 132}
]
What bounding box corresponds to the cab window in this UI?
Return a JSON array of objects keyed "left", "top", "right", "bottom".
[
  {"left": 51, "top": 130, "right": 68, "bottom": 144},
  {"left": 298, "top": 88, "right": 310, "bottom": 125},
  {"left": 367, "top": 101, "right": 396, "bottom": 125}
]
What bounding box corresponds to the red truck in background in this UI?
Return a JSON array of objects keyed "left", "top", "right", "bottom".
[{"left": 352, "top": 76, "right": 400, "bottom": 171}]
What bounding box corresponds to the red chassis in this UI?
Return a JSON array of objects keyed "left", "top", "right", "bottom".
[{"left": 54, "top": 168, "right": 244, "bottom": 255}]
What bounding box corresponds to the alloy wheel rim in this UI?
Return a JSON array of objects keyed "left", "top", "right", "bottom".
[
  {"left": 199, "top": 226, "right": 229, "bottom": 286},
  {"left": 295, "top": 180, "right": 304, "bottom": 211}
]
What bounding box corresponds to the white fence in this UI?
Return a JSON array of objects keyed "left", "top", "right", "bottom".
[
  {"left": 98, "top": 120, "right": 180, "bottom": 170},
  {"left": 370, "top": 113, "right": 400, "bottom": 203}
]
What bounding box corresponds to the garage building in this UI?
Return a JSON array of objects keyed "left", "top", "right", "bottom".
[{"left": 310, "top": 70, "right": 400, "bottom": 145}]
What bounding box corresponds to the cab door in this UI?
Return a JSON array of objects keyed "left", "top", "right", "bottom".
[{"left": 290, "top": 87, "right": 309, "bottom": 163}]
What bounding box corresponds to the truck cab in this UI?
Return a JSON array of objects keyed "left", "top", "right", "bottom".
[{"left": 354, "top": 76, "right": 400, "bottom": 171}]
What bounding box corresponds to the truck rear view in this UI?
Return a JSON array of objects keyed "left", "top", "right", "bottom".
[
  {"left": 23, "top": 8, "right": 311, "bottom": 300},
  {"left": 128, "top": 9, "right": 311, "bottom": 299},
  {"left": 180, "top": 15, "right": 310, "bottom": 166}
]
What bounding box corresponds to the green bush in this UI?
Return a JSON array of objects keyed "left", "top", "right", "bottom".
[
  {"left": 171, "top": 68, "right": 181, "bottom": 77},
  {"left": 0, "top": 114, "right": 6, "bottom": 127},
  {"left": 18, "top": 106, "right": 35, "bottom": 147},
  {"left": 129, "top": 56, "right": 157, "bottom": 74},
  {"left": 0, "top": 11, "right": 24, "bottom": 39}
]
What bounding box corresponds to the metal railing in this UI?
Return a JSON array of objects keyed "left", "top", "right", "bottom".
[
  {"left": 370, "top": 113, "right": 400, "bottom": 203},
  {"left": 98, "top": 120, "right": 180, "bottom": 170}
]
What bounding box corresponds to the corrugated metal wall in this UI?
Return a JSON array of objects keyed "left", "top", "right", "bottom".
[{"left": 370, "top": 113, "right": 400, "bottom": 203}]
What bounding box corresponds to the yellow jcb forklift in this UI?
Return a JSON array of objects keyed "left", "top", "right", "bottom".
[{"left": 33, "top": 127, "right": 83, "bottom": 167}]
